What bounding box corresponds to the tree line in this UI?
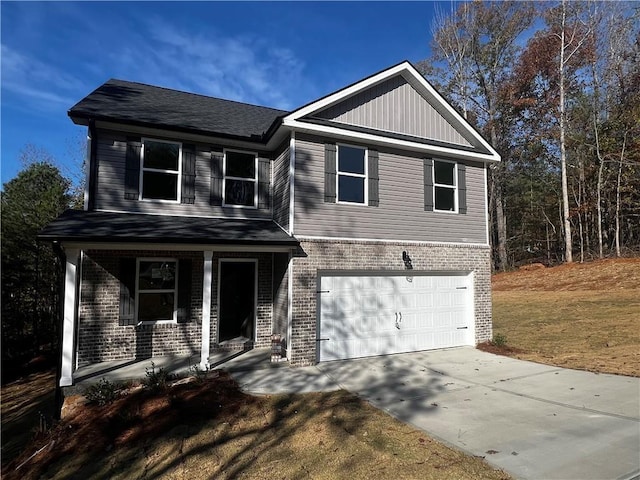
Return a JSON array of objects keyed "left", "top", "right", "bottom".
[
  {"left": 1, "top": 149, "right": 81, "bottom": 381},
  {"left": 421, "top": 0, "right": 639, "bottom": 269}
]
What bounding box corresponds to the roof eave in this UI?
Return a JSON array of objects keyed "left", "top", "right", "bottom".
[{"left": 68, "top": 111, "right": 270, "bottom": 144}]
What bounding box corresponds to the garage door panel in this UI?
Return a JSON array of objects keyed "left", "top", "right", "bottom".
[{"left": 319, "top": 273, "right": 473, "bottom": 362}]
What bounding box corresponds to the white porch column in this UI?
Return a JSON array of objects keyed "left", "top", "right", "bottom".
[
  {"left": 60, "top": 248, "right": 79, "bottom": 387},
  {"left": 200, "top": 251, "right": 213, "bottom": 370}
]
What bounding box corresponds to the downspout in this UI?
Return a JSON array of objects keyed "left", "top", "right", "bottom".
[{"left": 52, "top": 242, "right": 66, "bottom": 420}]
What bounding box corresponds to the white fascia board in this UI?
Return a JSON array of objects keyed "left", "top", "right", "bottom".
[
  {"left": 284, "top": 62, "right": 410, "bottom": 121},
  {"left": 283, "top": 61, "right": 501, "bottom": 163},
  {"left": 283, "top": 119, "right": 500, "bottom": 164},
  {"left": 61, "top": 241, "right": 296, "bottom": 253},
  {"left": 400, "top": 63, "right": 500, "bottom": 161}
]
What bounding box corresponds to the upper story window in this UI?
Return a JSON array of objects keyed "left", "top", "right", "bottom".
[
  {"left": 137, "top": 259, "right": 177, "bottom": 323},
  {"left": 433, "top": 160, "right": 457, "bottom": 212},
  {"left": 140, "top": 139, "right": 181, "bottom": 201},
  {"left": 224, "top": 150, "right": 258, "bottom": 207},
  {"left": 337, "top": 145, "right": 367, "bottom": 204}
]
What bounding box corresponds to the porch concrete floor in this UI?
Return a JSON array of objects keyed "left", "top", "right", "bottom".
[{"left": 71, "top": 348, "right": 284, "bottom": 391}]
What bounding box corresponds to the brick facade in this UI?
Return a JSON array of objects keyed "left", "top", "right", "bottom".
[
  {"left": 288, "top": 239, "right": 492, "bottom": 366},
  {"left": 77, "top": 250, "right": 273, "bottom": 366},
  {"left": 77, "top": 241, "right": 491, "bottom": 369}
]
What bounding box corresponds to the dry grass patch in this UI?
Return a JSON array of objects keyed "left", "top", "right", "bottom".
[
  {"left": 491, "top": 258, "right": 640, "bottom": 376},
  {"left": 2, "top": 372, "right": 509, "bottom": 480}
]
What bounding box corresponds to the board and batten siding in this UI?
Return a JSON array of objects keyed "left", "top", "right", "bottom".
[
  {"left": 94, "top": 129, "right": 272, "bottom": 219},
  {"left": 293, "top": 134, "right": 488, "bottom": 244},
  {"left": 314, "top": 76, "right": 472, "bottom": 148},
  {"left": 272, "top": 145, "right": 290, "bottom": 231}
]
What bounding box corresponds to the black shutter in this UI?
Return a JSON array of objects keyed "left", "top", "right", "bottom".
[
  {"left": 258, "top": 157, "right": 271, "bottom": 209},
  {"left": 457, "top": 163, "right": 467, "bottom": 214},
  {"left": 124, "top": 137, "right": 142, "bottom": 200},
  {"left": 119, "top": 258, "right": 137, "bottom": 326},
  {"left": 210, "top": 150, "right": 224, "bottom": 206},
  {"left": 368, "top": 149, "right": 379, "bottom": 207},
  {"left": 177, "top": 259, "right": 192, "bottom": 323},
  {"left": 424, "top": 158, "right": 434, "bottom": 211},
  {"left": 324, "top": 143, "right": 337, "bottom": 203},
  {"left": 181, "top": 144, "right": 196, "bottom": 204}
]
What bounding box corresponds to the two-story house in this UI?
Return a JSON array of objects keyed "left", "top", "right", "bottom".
[{"left": 40, "top": 61, "right": 500, "bottom": 387}]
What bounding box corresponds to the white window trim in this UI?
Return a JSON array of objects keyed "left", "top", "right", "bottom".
[
  {"left": 433, "top": 159, "right": 458, "bottom": 213},
  {"left": 222, "top": 148, "right": 259, "bottom": 209},
  {"left": 135, "top": 257, "right": 178, "bottom": 324},
  {"left": 139, "top": 138, "right": 182, "bottom": 203},
  {"left": 336, "top": 143, "right": 368, "bottom": 206}
]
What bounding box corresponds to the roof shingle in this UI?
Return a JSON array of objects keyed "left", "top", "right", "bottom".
[
  {"left": 68, "top": 79, "right": 288, "bottom": 141},
  {"left": 38, "top": 210, "right": 298, "bottom": 247}
]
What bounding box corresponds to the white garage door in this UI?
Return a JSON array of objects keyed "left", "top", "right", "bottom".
[{"left": 318, "top": 272, "right": 474, "bottom": 362}]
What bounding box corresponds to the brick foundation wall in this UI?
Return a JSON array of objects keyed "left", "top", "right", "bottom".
[
  {"left": 289, "top": 239, "right": 492, "bottom": 366},
  {"left": 77, "top": 250, "right": 273, "bottom": 367}
]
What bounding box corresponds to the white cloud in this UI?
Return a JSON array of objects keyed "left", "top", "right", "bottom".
[
  {"left": 2, "top": 13, "right": 309, "bottom": 115},
  {"left": 1, "top": 44, "right": 85, "bottom": 109},
  {"left": 108, "top": 18, "right": 307, "bottom": 110}
]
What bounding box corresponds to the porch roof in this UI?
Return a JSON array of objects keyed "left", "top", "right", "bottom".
[{"left": 39, "top": 210, "right": 298, "bottom": 247}]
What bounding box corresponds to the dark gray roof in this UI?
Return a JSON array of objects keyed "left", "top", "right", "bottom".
[
  {"left": 39, "top": 210, "right": 298, "bottom": 247},
  {"left": 68, "top": 79, "right": 289, "bottom": 141}
]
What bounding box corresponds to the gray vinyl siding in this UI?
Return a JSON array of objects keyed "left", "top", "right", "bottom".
[
  {"left": 94, "top": 129, "right": 271, "bottom": 219},
  {"left": 272, "top": 145, "right": 290, "bottom": 231},
  {"left": 293, "top": 134, "right": 487, "bottom": 244},
  {"left": 315, "top": 76, "right": 472, "bottom": 148}
]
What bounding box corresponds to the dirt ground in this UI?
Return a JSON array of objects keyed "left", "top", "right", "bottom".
[
  {"left": 488, "top": 258, "right": 640, "bottom": 377},
  {"left": 1, "top": 372, "right": 509, "bottom": 480},
  {"left": 1, "top": 370, "right": 56, "bottom": 466}
]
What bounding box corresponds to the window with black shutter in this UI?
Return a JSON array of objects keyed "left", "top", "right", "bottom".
[
  {"left": 223, "top": 149, "right": 258, "bottom": 207},
  {"left": 140, "top": 138, "right": 182, "bottom": 201}
]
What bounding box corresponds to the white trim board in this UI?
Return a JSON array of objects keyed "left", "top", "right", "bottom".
[
  {"left": 282, "top": 61, "right": 500, "bottom": 163},
  {"left": 288, "top": 132, "right": 296, "bottom": 235},
  {"left": 295, "top": 235, "right": 490, "bottom": 248}
]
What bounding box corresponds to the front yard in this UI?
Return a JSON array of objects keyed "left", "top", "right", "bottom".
[
  {"left": 490, "top": 258, "right": 640, "bottom": 377},
  {"left": 1, "top": 371, "right": 509, "bottom": 480}
]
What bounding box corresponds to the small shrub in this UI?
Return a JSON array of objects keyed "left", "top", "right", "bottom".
[
  {"left": 85, "top": 378, "right": 119, "bottom": 406},
  {"left": 144, "top": 362, "right": 171, "bottom": 391},
  {"left": 492, "top": 333, "right": 508, "bottom": 347},
  {"left": 189, "top": 363, "right": 210, "bottom": 384}
]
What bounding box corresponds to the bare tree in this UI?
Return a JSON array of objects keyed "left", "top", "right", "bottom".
[{"left": 427, "top": 1, "right": 534, "bottom": 270}]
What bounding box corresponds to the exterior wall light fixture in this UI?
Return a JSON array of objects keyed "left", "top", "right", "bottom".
[{"left": 402, "top": 251, "right": 413, "bottom": 270}]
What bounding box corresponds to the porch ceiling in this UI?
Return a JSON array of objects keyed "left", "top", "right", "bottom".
[{"left": 39, "top": 210, "right": 298, "bottom": 248}]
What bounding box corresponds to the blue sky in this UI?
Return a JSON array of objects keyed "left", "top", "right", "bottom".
[{"left": 1, "top": 1, "right": 446, "bottom": 186}]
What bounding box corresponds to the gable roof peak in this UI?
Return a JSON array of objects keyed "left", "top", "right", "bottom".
[{"left": 283, "top": 60, "right": 500, "bottom": 163}]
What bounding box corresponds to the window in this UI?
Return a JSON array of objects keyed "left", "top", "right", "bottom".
[
  {"left": 137, "top": 259, "right": 177, "bottom": 322},
  {"left": 141, "top": 139, "right": 181, "bottom": 201},
  {"left": 224, "top": 150, "right": 258, "bottom": 207},
  {"left": 337, "top": 145, "right": 367, "bottom": 204},
  {"left": 433, "top": 160, "right": 457, "bottom": 212}
]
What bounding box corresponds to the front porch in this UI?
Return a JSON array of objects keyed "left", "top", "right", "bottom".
[
  {"left": 68, "top": 347, "right": 285, "bottom": 392},
  {"left": 38, "top": 210, "right": 299, "bottom": 387}
]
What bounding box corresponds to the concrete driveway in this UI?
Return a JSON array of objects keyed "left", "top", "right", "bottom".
[
  {"left": 230, "top": 347, "right": 640, "bottom": 479},
  {"left": 313, "top": 348, "right": 640, "bottom": 480}
]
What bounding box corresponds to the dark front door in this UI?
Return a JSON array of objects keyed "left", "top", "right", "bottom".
[{"left": 219, "top": 261, "right": 255, "bottom": 343}]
